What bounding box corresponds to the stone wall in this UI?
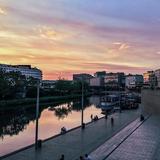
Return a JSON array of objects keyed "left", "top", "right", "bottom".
[{"left": 142, "top": 89, "right": 160, "bottom": 115}]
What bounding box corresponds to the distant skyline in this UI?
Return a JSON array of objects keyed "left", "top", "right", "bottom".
[{"left": 0, "top": 0, "right": 160, "bottom": 79}]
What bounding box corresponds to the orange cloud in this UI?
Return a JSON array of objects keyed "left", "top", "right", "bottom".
[
  {"left": 112, "top": 42, "right": 130, "bottom": 51},
  {"left": 35, "top": 26, "right": 72, "bottom": 41},
  {"left": 0, "top": 7, "right": 7, "bottom": 15}
]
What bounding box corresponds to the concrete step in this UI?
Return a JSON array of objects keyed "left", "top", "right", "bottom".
[{"left": 90, "top": 116, "right": 148, "bottom": 160}]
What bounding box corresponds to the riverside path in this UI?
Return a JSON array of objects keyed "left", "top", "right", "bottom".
[{"left": 2, "top": 109, "right": 140, "bottom": 160}]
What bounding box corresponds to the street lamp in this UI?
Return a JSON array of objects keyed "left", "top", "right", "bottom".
[
  {"left": 81, "top": 79, "right": 85, "bottom": 129},
  {"left": 35, "top": 80, "right": 40, "bottom": 149}
]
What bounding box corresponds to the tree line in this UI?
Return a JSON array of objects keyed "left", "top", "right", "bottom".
[{"left": 0, "top": 70, "right": 89, "bottom": 100}]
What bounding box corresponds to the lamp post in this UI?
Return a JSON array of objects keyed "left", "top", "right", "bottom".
[
  {"left": 35, "top": 80, "right": 40, "bottom": 149},
  {"left": 81, "top": 79, "right": 85, "bottom": 129}
]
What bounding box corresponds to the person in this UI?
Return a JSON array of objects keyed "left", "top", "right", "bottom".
[
  {"left": 84, "top": 154, "right": 92, "bottom": 160},
  {"left": 111, "top": 117, "right": 114, "bottom": 126},
  {"left": 90, "top": 114, "right": 93, "bottom": 121},
  {"left": 93, "top": 115, "right": 98, "bottom": 121},
  {"left": 80, "top": 156, "right": 84, "bottom": 160},
  {"left": 105, "top": 112, "right": 108, "bottom": 119},
  {"left": 59, "top": 154, "right": 64, "bottom": 160},
  {"left": 61, "top": 127, "right": 67, "bottom": 134}
]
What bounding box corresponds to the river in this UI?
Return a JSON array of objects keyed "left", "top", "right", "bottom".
[{"left": 0, "top": 96, "right": 104, "bottom": 157}]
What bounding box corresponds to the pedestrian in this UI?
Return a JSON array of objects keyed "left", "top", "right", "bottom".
[
  {"left": 111, "top": 117, "right": 114, "bottom": 126},
  {"left": 80, "top": 156, "right": 84, "bottom": 160},
  {"left": 59, "top": 154, "right": 64, "bottom": 160},
  {"left": 61, "top": 126, "right": 67, "bottom": 134},
  {"left": 84, "top": 154, "right": 92, "bottom": 160},
  {"left": 105, "top": 112, "right": 108, "bottom": 119},
  {"left": 90, "top": 114, "right": 93, "bottom": 121}
]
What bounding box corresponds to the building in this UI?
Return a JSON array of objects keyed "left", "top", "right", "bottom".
[
  {"left": 143, "top": 71, "right": 157, "bottom": 88},
  {"left": 73, "top": 73, "right": 93, "bottom": 83},
  {"left": 125, "top": 74, "right": 143, "bottom": 89},
  {"left": 89, "top": 77, "right": 104, "bottom": 87},
  {"left": 94, "top": 71, "right": 106, "bottom": 78},
  {"left": 104, "top": 72, "right": 125, "bottom": 88},
  {"left": 0, "top": 64, "right": 42, "bottom": 80},
  {"left": 155, "top": 69, "right": 160, "bottom": 88},
  {"left": 41, "top": 80, "right": 56, "bottom": 89}
]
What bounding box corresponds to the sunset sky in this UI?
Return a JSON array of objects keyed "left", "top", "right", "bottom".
[{"left": 0, "top": 0, "right": 160, "bottom": 79}]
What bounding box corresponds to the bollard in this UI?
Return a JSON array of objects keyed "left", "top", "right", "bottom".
[
  {"left": 82, "top": 123, "right": 85, "bottom": 129},
  {"left": 37, "top": 139, "right": 42, "bottom": 148},
  {"left": 140, "top": 114, "right": 144, "bottom": 121},
  {"left": 105, "top": 113, "right": 108, "bottom": 119},
  {"left": 111, "top": 117, "right": 114, "bottom": 126}
]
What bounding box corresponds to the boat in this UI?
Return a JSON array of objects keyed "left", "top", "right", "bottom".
[
  {"left": 120, "top": 93, "right": 139, "bottom": 109},
  {"left": 100, "top": 94, "right": 120, "bottom": 112}
]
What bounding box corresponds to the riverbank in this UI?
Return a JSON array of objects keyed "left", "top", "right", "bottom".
[
  {"left": 0, "top": 93, "right": 91, "bottom": 108},
  {"left": 2, "top": 109, "right": 140, "bottom": 159}
]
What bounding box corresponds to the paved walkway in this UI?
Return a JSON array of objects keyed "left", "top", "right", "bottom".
[
  {"left": 2, "top": 109, "right": 140, "bottom": 160},
  {"left": 105, "top": 115, "right": 160, "bottom": 160},
  {"left": 90, "top": 117, "right": 145, "bottom": 160}
]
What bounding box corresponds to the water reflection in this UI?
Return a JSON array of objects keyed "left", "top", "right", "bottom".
[
  {"left": 0, "top": 96, "right": 102, "bottom": 156},
  {"left": 50, "top": 103, "right": 72, "bottom": 119},
  {"left": 0, "top": 107, "right": 36, "bottom": 139}
]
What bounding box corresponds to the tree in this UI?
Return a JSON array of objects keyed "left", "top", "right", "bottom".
[
  {"left": 54, "top": 79, "right": 72, "bottom": 95},
  {"left": 0, "top": 70, "right": 27, "bottom": 99},
  {"left": 0, "top": 69, "right": 11, "bottom": 99}
]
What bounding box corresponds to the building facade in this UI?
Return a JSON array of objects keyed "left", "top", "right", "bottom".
[
  {"left": 73, "top": 73, "right": 93, "bottom": 83},
  {"left": 89, "top": 77, "right": 104, "bottom": 87},
  {"left": 0, "top": 64, "right": 42, "bottom": 80},
  {"left": 143, "top": 71, "right": 157, "bottom": 88},
  {"left": 41, "top": 80, "right": 56, "bottom": 89},
  {"left": 104, "top": 72, "right": 125, "bottom": 88},
  {"left": 126, "top": 74, "right": 143, "bottom": 89},
  {"left": 94, "top": 71, "right": 106, "bottom": 78},
  {"left": 155, "top": 69, "right": 160, "bottom": 88}
]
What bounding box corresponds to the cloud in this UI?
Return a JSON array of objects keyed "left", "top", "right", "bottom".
[
  {"left": 35, "top": 26, "right": 72, "bottom": 41},
  {"left": 112, "top": 42, "right": 130, "bottom": 51},
  {"left": 156, "top": 51, "right": 160, "bottom": 55},
  {"left": 0, "top": 7, "right": 7, "bottom": 15}
]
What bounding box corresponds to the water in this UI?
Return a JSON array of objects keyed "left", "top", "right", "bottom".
[{"left": 0, "top": 96, "right": 103, "bottom": 156}]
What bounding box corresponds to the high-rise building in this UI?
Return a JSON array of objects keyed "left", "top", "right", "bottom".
[{"left": 0, "top": 64, "right": 42, "bottom": 80}]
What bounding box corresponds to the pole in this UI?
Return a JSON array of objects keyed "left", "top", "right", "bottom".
[
  {"left": 35, "top": 80, "right": 40, "bottom": 149},
  {"left": 81, "top": 79, "right": 84, "bottom": 128}
]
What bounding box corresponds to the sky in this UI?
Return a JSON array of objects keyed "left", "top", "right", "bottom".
[{"left": 0, "top": 0, "right": 160, "bottom": 80}]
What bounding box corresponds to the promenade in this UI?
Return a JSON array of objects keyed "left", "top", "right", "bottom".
[{"left": 2, "top": 109, "right": 140, "bottom": 160}]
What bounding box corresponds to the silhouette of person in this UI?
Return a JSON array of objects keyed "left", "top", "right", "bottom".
[
  {"left": 90, "top": 114, "right": 93, "bottom": 121},
  {"left": 60, "top": 154, "right": 64, "bottom": 160},
  {"left": 80, "top": 156, "right": 84, "bottom": 160},
  {"left": 111, "top": 117, "right": 114, "bottom": 126},
  {"left": 84, "top": 154, "right": 92, "bottom": 160},
  {"left": 61, "top": 127, "right": 67, "bottom": 134}
]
